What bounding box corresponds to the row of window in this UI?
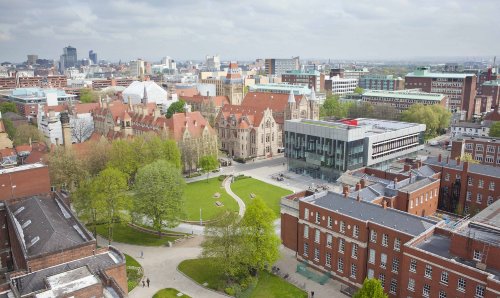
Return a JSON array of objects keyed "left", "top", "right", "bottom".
[
  {"left": 305, "top": 243, "right": 359, "bottom": 279},
  {"left": 368, "top": 249, "right": 400, "bottom": 272},
  {"left": 409, "top": 189, "right": 437, "bottom": 209},
  {"left": 465, "top": 143, "right": 499, "bottom": 153},
  {"left": 465, "top": 192, "right": 496, "bottom": 205},
  {"left": 408, "top": 259, "right": 486, "bottom": 297}
]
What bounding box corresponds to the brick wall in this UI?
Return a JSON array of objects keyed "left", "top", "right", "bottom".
[
  {"left": 104, "top": 263, "right": 128, "bottom": 295},
  {"left": 281, "top": 213, "right": 298, "bottom": 251},
  {"left": 27, "top": 242, "right": 96, "bottom": 272},
  {"left": 0, "top": 167, "right": 51, "bottom": 202}
]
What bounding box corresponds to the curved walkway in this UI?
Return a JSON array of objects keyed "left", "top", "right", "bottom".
[
  {"left": 98, "top": 236, "right": 226, "bottom": 298},
  {"left": 223, "top": 177, "right": 246, "bottom": 217}
]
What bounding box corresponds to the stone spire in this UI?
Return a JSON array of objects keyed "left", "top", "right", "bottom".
[
  {"left": 288, "top": 90, "right": 295, "bottom": 104},
  {"left": 309, "top": 86, "right": 317, "bottom": 101},
  {"left": 142, "top": 85, "right": 148, "bottom": 104}
]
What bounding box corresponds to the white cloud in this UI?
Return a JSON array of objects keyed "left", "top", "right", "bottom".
[{"left": 0, "top": 0, "right": 498, "bottom": 62}]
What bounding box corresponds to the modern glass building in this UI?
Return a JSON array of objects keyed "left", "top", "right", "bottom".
[{"left": 284, "top": 118, "right": 426, "bottom": 181}]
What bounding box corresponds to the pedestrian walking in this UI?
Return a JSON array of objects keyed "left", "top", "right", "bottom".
[
  {"left": 142, "top": 280, "right": 145, "bottom": 287},
  {"left": 140, "top": 251, "right": 143, "bottom": 258},
  {"left": 147, "top": 277, "right": 150, "bottom": 287}
]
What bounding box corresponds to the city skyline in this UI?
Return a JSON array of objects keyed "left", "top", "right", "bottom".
[{"left": 1, "top": 0, "right": 499, "bottom": 63}]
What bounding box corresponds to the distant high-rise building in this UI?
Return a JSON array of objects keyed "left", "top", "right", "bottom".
[
  {"left": 59, "top": 46, "right": 77, "bottom": 73},
  {"left": 27, "top": 55, "right": 38, "bottom": 65},
  {"left": 89, "top": 50, "right": 97, "bottom": 65},
  {"left": 206, "top": 55, "right": 221, "bottom": 71},
  {"left": 265, "top": 57, "right": 300, "bottom": 76},
  {"left": 129, "top": 59, "right": 145, "bottom": 78}
]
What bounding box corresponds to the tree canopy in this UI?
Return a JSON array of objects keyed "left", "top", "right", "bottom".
[
  {"left": 0, "top": 102, "right": 18, "bottom": 114},
  {"left": 320, "top": 95, "right": 349, "bottom": 118},
  {"left": 79, "top": 88, "right": 99, "bottom": 103},
  {"left": 200, "top": 155, "right": 219, "bottom": 182},
  {"left": 47, "top": 147, "right": 88, "bottom": 191},
  {"left": 134, "top": 160, "right": 186, "bottom": 233},
  {"left": 166, "top": 100, "right": 186, "bottom": 118},
  {"left": 3, "top": 118, "right": 16, "bottom": 140},
  {"left": 400, "top": 104, "right": 451, "bottom": 139},
  {"left": 353, "top": 278, "right": 388, "bottom": 298},
  {"left": 13, "top": 124, "right": 45, "bottom": 146},
  {"left": 489, "top": 122, "right": 500, "bottom": 137},
  {"left": 353, "top": 86, "right": 364, "bottom": 94}
]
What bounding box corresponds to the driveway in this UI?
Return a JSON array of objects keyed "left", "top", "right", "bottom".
[{"left": 98, "top": 236, "right": 226, "bottom": 298}]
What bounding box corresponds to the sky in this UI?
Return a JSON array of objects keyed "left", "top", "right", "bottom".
[{"left": 0, "top": 0, "right": 498, "bottom": 63}]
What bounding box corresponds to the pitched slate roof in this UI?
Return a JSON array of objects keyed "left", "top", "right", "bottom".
[
  {"left": 425, "top": 156, "right": 500, "bottom": 178},
  {"left": 308, "top": 191, "right": 438, "bottom": 236}
]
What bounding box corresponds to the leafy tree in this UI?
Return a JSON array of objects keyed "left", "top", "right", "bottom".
[
  {"left": 134, "top": 160, "right": 185, "bottom": 234},
  {"left": 13, "top": 124, "right": 44, "bottom": 146},
  {"left": 401, "top": 104, "right": 451, "bottom": 139},
  {"left": 320, "top": 95, "right": 348, "bottom": 118},
  {"left": 84, "top": 138, "right": 111, "bottom": 176},
  {"left": 489, "top": 122, "right": 500, "bottom": 137},
  {"left": 347, "top": 102, "right": 375, "bottom": 119},
  {"left": 79, "top": 88, "right": 99, "bottom": 103},
  {"left": 3, "top": 118, "right": 16, "bottom": 140},
  {"left": 0, "top": 102, "right": 18, "bottom": 114},
  {"left": 241, "top": 198, "right": 281, "bottom": 274},
  {"left": 354, "top": 278, "right": 388, "bottom": 298},
  {"left": 200, "top": 155, "right": 219, "bottom": 182},
  {"left": 166, "top": 100, "right": 186, "bottom": 118},
  {"left": 47, "top": 147, "right": 88, "bottom": 191},
  {"left": 458, "top": 153, "right": 479, "bottom": 164},
  {"left": 107, "top": 139, "right": 138, "bottom": 179},
  {"left": 73, "top": 178, "right": 101, "bottom": 238},
  {"left": 353, "top": 86, "right": 364, "bottom": 94},
  {"left": 93, "top": 167, "right": 131, "bottom": 245},
  {"left": 201, "top": 212, "right": 247, "bottom": 278}
]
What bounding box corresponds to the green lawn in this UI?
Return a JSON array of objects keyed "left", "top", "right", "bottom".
[
  {"left": 96, "top": 223, "right": 179, "bottom": 246},
  {"left": 153, "top": 288, "right": 191, "bottom": 298},
  {"left": 248, "top": 271, "right": 307, "bottom": 298},
  {"left": 231, "top": 178, "right": 293, "bottom": 218},
  {"left": 182, "top": 177, "right": 239, "bottom": 221},
  {"left": 125, "top": 254, "right": 143, "bottom": 292},
  {"left": 178, "top": 258, "right": 307, "bottom": 298},
  {"left": 178, "top": 258, "right": 225, "bottom": 291}
]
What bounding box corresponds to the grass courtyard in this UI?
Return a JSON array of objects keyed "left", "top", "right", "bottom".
[
  {"left": 182, "top": 177, "right": 239, "bottom": 221},
  {"left": 152, "top": 288, "right": 191, "bottom": 298},
  {"left": 231, "top": 177, "right": 293, "bottom": 218},
  {"left": 96, "top": 223, "right": 179, "bottom": 246},
  {"left": 125, "top": 254, "right": 143, "bottom": 292},
  {"left": 178, "top": 258, "right": 306, "bottom": 298}
]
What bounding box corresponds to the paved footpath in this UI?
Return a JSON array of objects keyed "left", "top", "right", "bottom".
[
  {"left": 223, "top": 177, "right": 246, "bottom": 217},
  {"left": 97, "top": 236, "right": 226, "bottom": 298}
]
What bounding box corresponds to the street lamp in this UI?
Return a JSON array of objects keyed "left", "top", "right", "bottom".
[{"left": 200, "top": 208, "right": 202, "bottom": 226}]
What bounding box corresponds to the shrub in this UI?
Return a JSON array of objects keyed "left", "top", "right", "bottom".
[
  {"left": 225, "top": 287, "right": 236, "bottom": 296},
  {"left": 218, "top": 175, "right": 227, "bottom": 181}
]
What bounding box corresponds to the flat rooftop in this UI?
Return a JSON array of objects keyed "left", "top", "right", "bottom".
[
  {"left": 363, "top": 89, "right": 446, "bottom": 101},
  {"left": 305, "top": 191, "right": 438, "bottom": 236},
  {"left": 0, "top": 162, "right": 45, "bottom": 175},
  {"left": 454, "top": 135, "right": 500, "bottom": 143},
  {"left": 293, "top": 118, "right": 423, "bottom": 132},
  {"left": 12, "top": 250, "right": 122, "bottom": 296}
]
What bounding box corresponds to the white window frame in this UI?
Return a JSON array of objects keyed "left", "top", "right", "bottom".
[
  {"left": 394, "top": 238, "right": 401, "bottom": 251},
  {"left": 457, "top": 277, "right": 466, "bottom": 292},
  {"left": 408, "top": 278, "right": 415, "bottom": 292},
  {"left": 424, "top": 265, "right": 432, "bottom": 279},
  {"left": 382, "top": 234, "right": 388, "bottom": 247}
]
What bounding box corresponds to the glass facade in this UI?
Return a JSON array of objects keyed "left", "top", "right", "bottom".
[{"left": 285, "top": 131, "right": 364, "bottom": 182}]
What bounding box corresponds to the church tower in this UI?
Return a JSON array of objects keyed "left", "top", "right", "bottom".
[
  {"left": 284, "top": 90, "right": 297, "bottom": 120},
  {"left": 223, "top": 62, "right": 244, "bottom": 105},
  {"left": 308, "top": 87, "right": 320, "bottom": 120}
]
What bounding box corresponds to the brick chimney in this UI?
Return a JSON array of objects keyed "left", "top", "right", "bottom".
[
  {"left": 357, "top": 194, "right": 362, "bottom": 202},
  {"left": 438, "top": 153, "right": 442, "bottom": 163},
  {"left": 360, "top": 179, "right": 366, "bottom": 189},
  {"left": 416, "top": 160, "right": 422, "bottom": 169},
  {"left": 446, "top": 155, "right": 450, "bottom": 164},
  {"left": 403, "top": 164, "right": 411, "bottom": 172},
  {"left": 382, "top": 200, "right": 388, "bottom": 209},
  {"left": 463, "top": 161, "right": 469, "bottom": 173},
  {"left": 456, "top": 158, "right": 461, "bottom": 166},
  {"left": 343, "top": 185, "right": 349, "bottom": 197},
  {"left": 355, "top": 182, "right": 362, "bottom": 191}
]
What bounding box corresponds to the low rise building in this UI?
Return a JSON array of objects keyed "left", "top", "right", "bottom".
[
  {"left": 358, "top": 74, "right": 404, "bottom": 91},
  {"left": 285, "top": 118, "right": 426, "bottom": 181},
  {"left": 424, "top": 156, "right": 500, "bottom": 215},
  {"left": 8, "top": 88, "right": 76, "bottom": 118},
  {"left": 282, "top": 70, "right": 324, "bottom": 92},
  {"left": 481, "top": 79, "right": 500, "bottom": 108},
  {"left": 324, "top": 76, "right": 358, "bottom": 95},
  {"left": 450, "top": 136, "right": 500, "bottom": 166},
  {"left": 450, "top": 122, "right": 490, "bottom": 138},
  {"left": 360, "top": 89, "right": 447, "bottom": 113}
]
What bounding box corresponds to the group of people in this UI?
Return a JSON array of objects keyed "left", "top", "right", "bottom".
[{"left": 142, "top": 277, "right": 150, "bottom": 287}]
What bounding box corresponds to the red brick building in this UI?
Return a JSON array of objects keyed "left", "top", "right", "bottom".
[
  {"left": 0, "top": 163, "right": 51, "bottom": 201},
  {"left": 480, "top": 79, "right": 500, "bottom": 108},
  {"left": 281, "top": 190, "right": 438, "bottom": 296},
  {"left": 281, "top": 190, "right": 500, "bottom": 297},
  {"left": 400, "top": 201, "right": 500, "bottom": 298},
  {"left": 450, "top": 137, "right": 500, "bottom": 167},
  {"left": 405, "top": 67, "right": 477, "bottom": 119},
  {"left": 424, "top": 156, "right": 500, "bottom": 215}
]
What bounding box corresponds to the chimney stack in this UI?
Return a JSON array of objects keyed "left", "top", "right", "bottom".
[
  {"left": 456, "top": 158, "right": 461, "bottom": 166},
  {"left": 355, "top": 182, "right": 362, "bottom": 191},
  {"left": 382, "top": 200, "right": 388, "bottom": 209},
  {"left": 446, "top": 156, "right": 450, "bottom": 164},
  {"left": 357, "top": 194, "right": 361, "bottom": 202},
  {"left": 463, "top": 161, "right": 469, "bottom": 173},
  {"left": 438, "top": 153, "right": 442, "bottom": 163},
  {"left": 403, "top": 164, "right": 411, "bottom": 172},
  {"left": 416, "top": 160, "right": 422, "bottom": 169},
  {"left": 342, "top": 185, "right": 349, "bottom": 197},
  {"left": 360, "top": 179, "right": 366, "bottom": 189}
]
